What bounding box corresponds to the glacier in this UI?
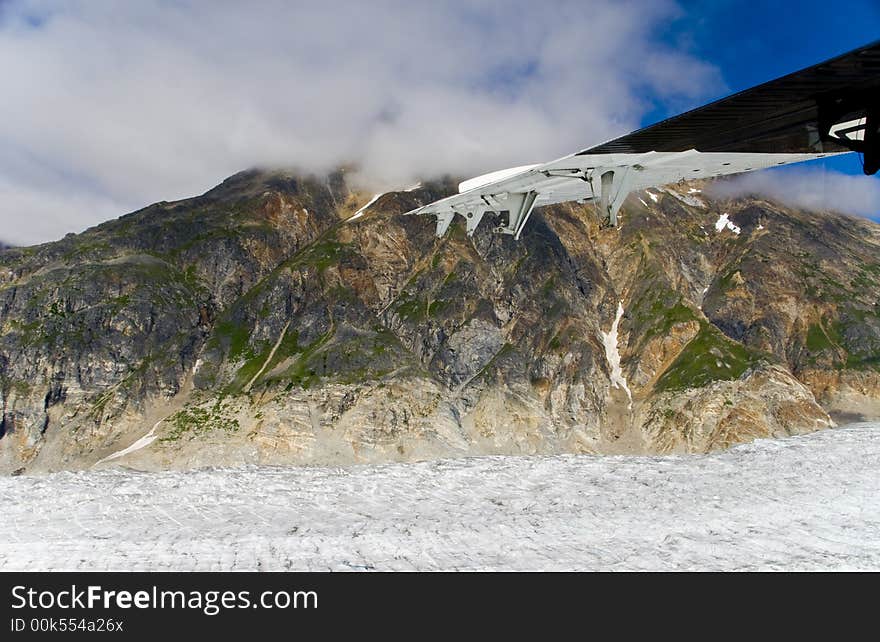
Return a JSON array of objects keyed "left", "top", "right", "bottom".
[{"left": 1, "top": 423, "right": 878, "bottom": 571}]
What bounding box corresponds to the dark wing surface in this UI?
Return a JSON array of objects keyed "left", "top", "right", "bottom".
[{"left": 579, "top": 40, "right": 880, "bottom": 173}]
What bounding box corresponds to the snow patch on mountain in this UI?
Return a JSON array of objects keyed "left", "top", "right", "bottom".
[
  {"left": 715, "top": 212, "right": 741, "bottom": 235},
  {"left": 674, "top": 192, "right": 706, "bottom": 208},
  {"left": 348, "top": 193, "right": 383, "bottom": 221},
  {"left": 601, "top": 301, "right": 632, "bottom": 409},
  {"left": 96, "top": 420, "right": 162, "bottom": 465}
]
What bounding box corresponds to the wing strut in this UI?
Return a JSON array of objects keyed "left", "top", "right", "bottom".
[
  {"left": 868, "top": 105, "right": 880, "bottom": 175},
  {"left": 597, "top": 168, "right": 634, "bottom": 227}
]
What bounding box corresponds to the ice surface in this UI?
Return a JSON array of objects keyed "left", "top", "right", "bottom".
[{"left": 2, "top": 424, "right": 879, "bottom": 571}]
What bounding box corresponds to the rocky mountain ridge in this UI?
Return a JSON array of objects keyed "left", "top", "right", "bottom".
[{"left": 1, "top": 168, "right": 878, "bottom": 473}]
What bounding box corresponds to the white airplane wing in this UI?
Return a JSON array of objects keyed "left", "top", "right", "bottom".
[{"left": 407, "top": 39, "right": 880, "bottom": 238}]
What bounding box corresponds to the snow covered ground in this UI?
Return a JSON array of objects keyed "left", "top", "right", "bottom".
[{"left": 2, "top": 423, "right": 879, "bottom": 571}]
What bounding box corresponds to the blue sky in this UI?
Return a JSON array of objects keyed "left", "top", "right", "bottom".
[
  {"left": 654, "top": 0, "right": 880, "bottom": 177},
  {"left": 0, "top": 0, "right": 878, "bottom": 244}
]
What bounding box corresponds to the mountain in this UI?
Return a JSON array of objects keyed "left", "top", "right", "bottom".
[{"left": 1, "top": 168, "right": 879, "bottom": 473}]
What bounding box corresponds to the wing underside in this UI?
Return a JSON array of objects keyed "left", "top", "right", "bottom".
[{"left": 407, "top": 40, "right": 880, "bottom": 238}]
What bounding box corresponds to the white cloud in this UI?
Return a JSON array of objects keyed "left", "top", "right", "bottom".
[
  {"left": 709, "top": 165, "right": 880, "bottom": 221},
  {"left": 0, "top": 176, "right": 125, "bottom": 245},
  {"left": 0, "top": 0, "right": 723, "bottom": 245}
]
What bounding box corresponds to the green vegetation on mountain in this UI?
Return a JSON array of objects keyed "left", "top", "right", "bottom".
[{"left": 0, "top": 169, "right": 878, "bottom": 470}]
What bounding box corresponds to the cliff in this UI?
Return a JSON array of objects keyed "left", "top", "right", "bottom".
[{"left": 1, "top": 168, "right": 878, "bottom": 472}]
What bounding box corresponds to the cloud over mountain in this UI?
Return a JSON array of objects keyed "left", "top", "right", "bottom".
[
  {"left": 710, "top": 165, "right": 880, "bottom": 221},
  {"left": 0, "top": 0, "right": 722, "bottom": 244}
]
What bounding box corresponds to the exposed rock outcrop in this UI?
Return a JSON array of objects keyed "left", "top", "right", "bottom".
[{"left": 1, "top": 170, "right": 877, "bottom": 473}]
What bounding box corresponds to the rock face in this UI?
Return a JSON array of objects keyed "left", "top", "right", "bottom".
[{"left": 1, "top": 169, "right": 878, "bottom": 473}]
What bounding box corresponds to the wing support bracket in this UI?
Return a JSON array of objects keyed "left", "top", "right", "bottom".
[
  {"left": 497, "top": 191, "right": 539, "bottom": 240},
  {"left": 434, "top": 212, "right": 454, "bottom": 237},
  {"left": 818, "top": 88, "right": 880, "bottom": 175},
  {"left": 463, "top": 207, "right": 490, "bottom": 237}
]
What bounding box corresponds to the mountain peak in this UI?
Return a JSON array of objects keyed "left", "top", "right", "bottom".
[{"left": 1, "top": 171, "right": 878, "bottom": 472}]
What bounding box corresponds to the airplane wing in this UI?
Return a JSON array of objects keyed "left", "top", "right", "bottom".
[{"left": 408, "top": 39, "right": 880, "bottom": 237}]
